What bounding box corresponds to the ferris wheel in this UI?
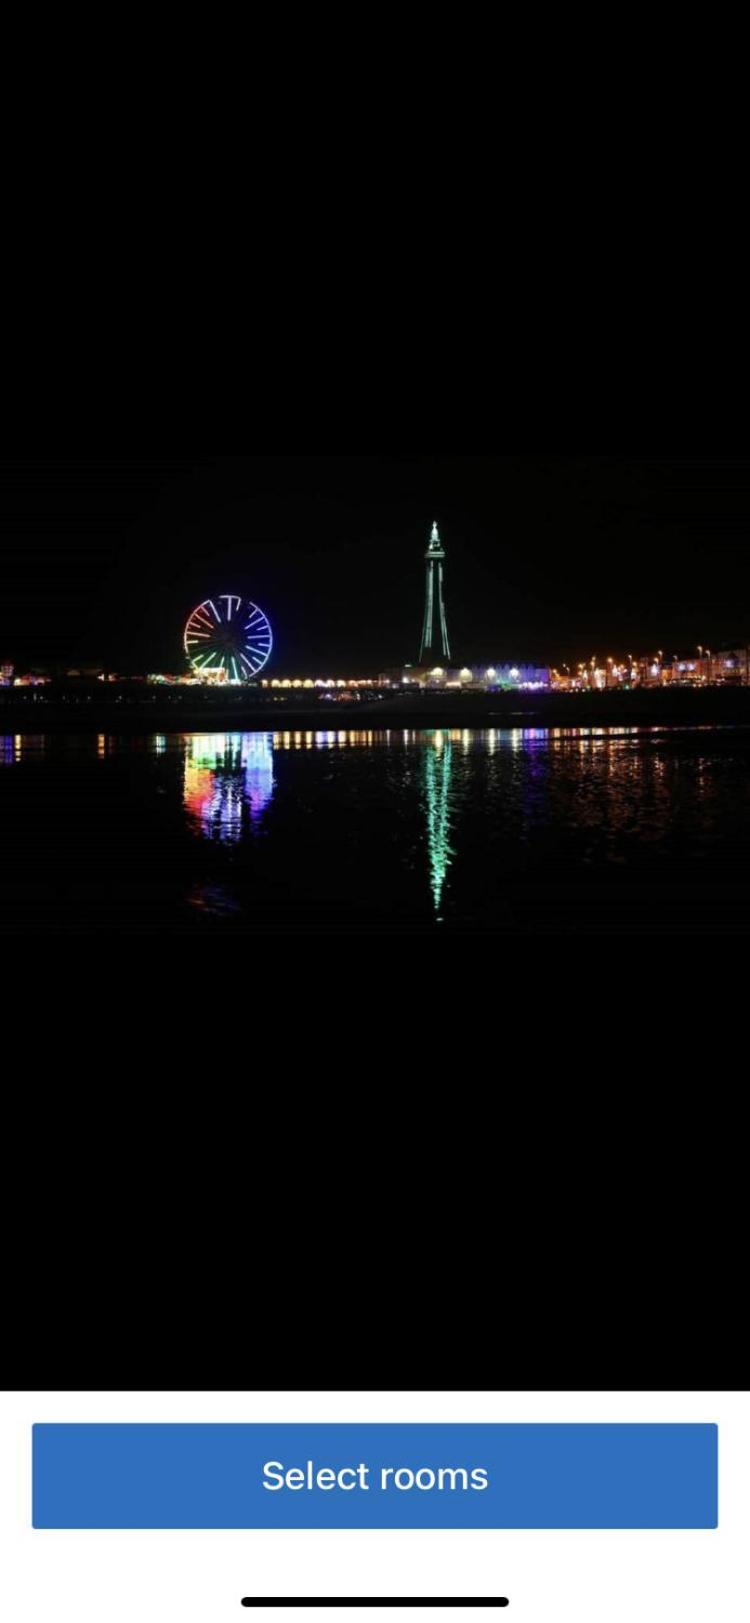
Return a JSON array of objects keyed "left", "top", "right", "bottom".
[{"left": 184, "top": 595, "right": 273, "bottom": 680}]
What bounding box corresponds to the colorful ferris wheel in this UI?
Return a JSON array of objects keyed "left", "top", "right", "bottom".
[{"left": 183, "top": 595, "right": 273, "bottom": 681}]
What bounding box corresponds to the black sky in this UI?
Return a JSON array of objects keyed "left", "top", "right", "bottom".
[{"left": 1, "top": 456, "right": 749, "bottom": 673}]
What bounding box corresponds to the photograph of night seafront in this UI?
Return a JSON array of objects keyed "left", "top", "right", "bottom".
[{"left": 2, "top": 454, "right": 750, "bottom": 935}]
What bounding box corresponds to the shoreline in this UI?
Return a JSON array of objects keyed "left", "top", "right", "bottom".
[{"left": 3, "top": 686, "right": 750, "bottom": 732}]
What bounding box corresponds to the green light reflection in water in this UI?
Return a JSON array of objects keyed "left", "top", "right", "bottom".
[{"left": 423, "top": 729, "right": 455, "bottom": 920}]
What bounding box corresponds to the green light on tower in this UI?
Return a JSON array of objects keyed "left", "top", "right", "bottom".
[{"left": 419, "top": 521, "right": 451, "bottom": 664}]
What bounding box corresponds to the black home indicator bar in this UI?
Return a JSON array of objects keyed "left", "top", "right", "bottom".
[{"left": 240, "top": 1603, "right": 509, "bottom": 1611}]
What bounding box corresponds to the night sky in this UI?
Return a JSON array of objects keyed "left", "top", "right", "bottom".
[{"left": 2, "top": 455, "right": 749, "bottom": 674}]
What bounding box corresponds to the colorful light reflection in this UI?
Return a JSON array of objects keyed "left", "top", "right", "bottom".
[
  {"left": 183, "top": 732, "right": 274, "bottom": 841},
  {"left": 0, "top": 734, "right": 43, "bottom": 763}
]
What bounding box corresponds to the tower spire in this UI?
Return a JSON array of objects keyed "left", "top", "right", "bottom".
[{"left": 419, "top": 519, "right": 450, "bottom": 663}]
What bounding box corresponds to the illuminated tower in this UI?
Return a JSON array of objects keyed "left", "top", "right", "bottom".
[{"left": 419, "top": 521, "right": 451, "bottom": 664}]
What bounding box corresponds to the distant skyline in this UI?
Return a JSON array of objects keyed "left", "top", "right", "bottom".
[{"left": 2, "top": 456, "right": 750, "bottom": 672}]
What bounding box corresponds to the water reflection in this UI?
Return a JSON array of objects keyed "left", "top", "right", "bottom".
[
  {"left": 2, "top": 723, "right": 747, "bottom": 933},
  {"left": 423, "top": 731, "right": 455, "bottom": 919},
  {"left": 183, "top": 733, "right": 274, "bottom": 842},
  {"left": 0, "top": 734, "right": 46, "bottom": 763},
  {"left": 272, "top": 729, "right": 379, "bottom": 749}
]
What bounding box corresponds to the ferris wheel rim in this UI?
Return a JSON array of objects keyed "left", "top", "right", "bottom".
[{"left": 184, "top": 594, "right": 273, "bottom": 680}]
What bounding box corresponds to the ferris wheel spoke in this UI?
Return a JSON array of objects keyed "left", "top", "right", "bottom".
[{"left": 185, "top": 596, "right": 272, "bottom": 681}]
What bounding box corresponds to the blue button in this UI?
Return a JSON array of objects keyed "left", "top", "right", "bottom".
[{"left": 32, "top": 1423, "right": 718, "bottom": 1529}]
